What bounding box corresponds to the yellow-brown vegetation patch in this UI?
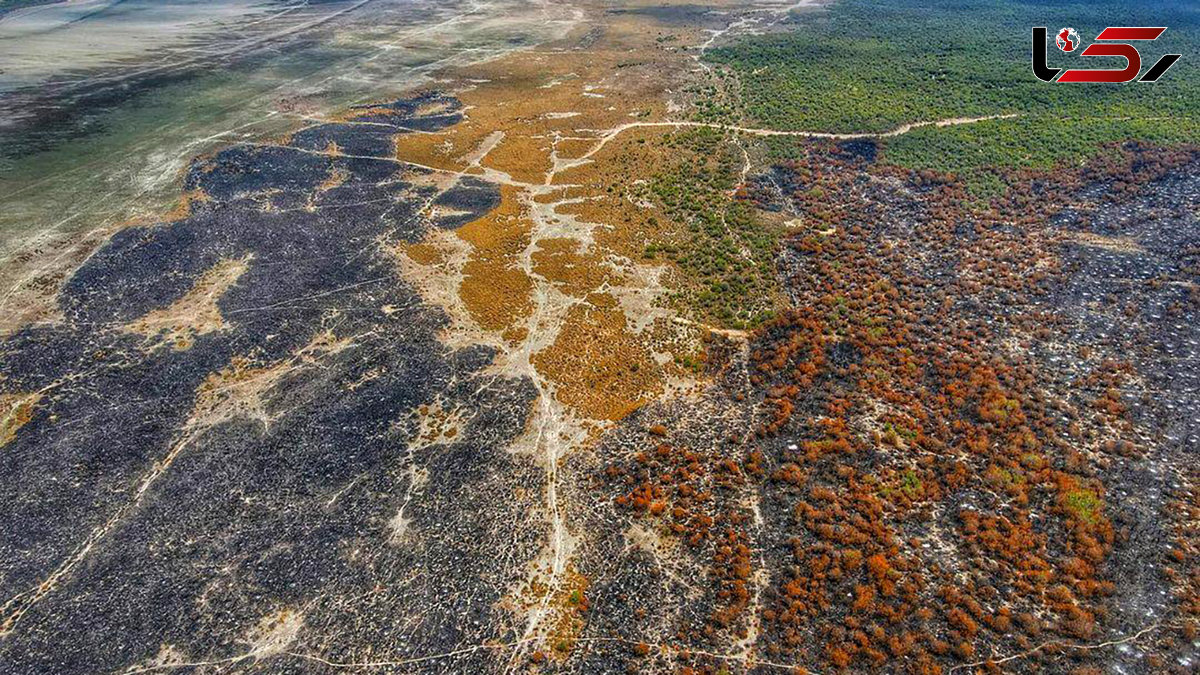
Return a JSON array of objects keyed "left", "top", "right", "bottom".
[
  {"left": 387, "top": 5, "right": 729, "bottom": 418},
  {"left": 411, "top": 399, "right": 466, "bottom": 448},
  {"left": 0, "top": 392, "right": 41, "bottom": 448},
  {"left": 532, "top": 298, "right": 661, "bottom": 420},
  {"left": 546, "top": 569, "right": 591, "bottom": 660},
  {"left": 530, "top": 238, "right": 618, "bottom": 297},
  {"left": 125, "top": 254, "right": 252, "bottom": 351},
  {"left": 458, "top": 255, "right": 531, "bottom": 336},
  {"left": 483, "top": 134, "right": 554, "bottom": 186},
  {"left": 550, "top": 137, "right": 600, "bottom": 162},
  {"left": 551, "top": 126, "right": 683, "bottom": 262},
  {"left": 456, "top": 185, "right": 533, "bottom": 335},
  {"left": 402, "top": 241, "right": 446, "bottom": 266},
  {"left": 506, "top": 565, "right": 592, "bottom": 663},
  {"left": 393, "top": 16, "right": 685, "bottom": 186}
]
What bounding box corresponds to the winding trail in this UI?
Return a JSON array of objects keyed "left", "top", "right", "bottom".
[{"left": 557, "top": 113, "right": 1021, "bottom": 175}]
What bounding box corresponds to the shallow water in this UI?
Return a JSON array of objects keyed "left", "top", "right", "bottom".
[
  {"left": 0, "top": 0, "right": 288, "bottom": 92},
  {"left": 0, "top": 0, "right": 577, "bottom": 253}
]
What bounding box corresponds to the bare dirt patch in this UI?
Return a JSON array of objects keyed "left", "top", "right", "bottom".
[{"left": 125, "top": 254, "right": 252, "bottom": 351}]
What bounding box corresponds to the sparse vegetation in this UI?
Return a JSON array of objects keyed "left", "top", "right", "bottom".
[{"left": 637, "top": 127, "right": 784, "bottom": 328}]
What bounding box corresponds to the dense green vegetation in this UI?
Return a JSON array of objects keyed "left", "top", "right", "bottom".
[
  {"left": 707, "top": 0, "right": 1199, "bottom": 174},
  {"left": 638, "top": 128, "right": 782, "bottom": 329},
  {"left": 886, "top": 113, "right": 1198, "bottom": 174}
]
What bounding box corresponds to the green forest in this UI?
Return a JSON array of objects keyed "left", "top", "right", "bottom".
[{"left": 706, "top": 0, "right": 1199, "bottom": 174}]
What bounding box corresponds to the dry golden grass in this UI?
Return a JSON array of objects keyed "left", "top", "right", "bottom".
[
  {"left": 0, "top": 392, "right": 41, "bottom": 448},
  {"left": 531, "top": 238, "right": 619, "bottom": 296},
  {"left": 455, "top": 185, "right": 534, "bottom": 336},
  {"left": 402, "top": 242, "right": 446, "bottom": 266},
  {"left": 393, "top": 13, "right": 685, "bottom": 185},
  {"left": 387, "top": 7, "right": 731, "bottom": 421},
  {"left": 551, "top": 127, "right": 683, "bottom": 261},
  {"left": 546, "top": 568, "right": 592, "bottom": 660},
  {"left": 532, "top": 298, "right": 661, "bottom": 420}
]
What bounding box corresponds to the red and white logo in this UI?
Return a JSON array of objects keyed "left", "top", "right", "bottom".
[
  {"left": 1033, "top": 26, "right": 1182, "bottom": 83},
  {"left": 1056, "top": 27, "right": 1080, "bottom": 52}
]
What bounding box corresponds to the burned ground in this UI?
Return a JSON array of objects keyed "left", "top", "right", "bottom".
[
  {"left": 580, "top": 143, "right": 1198, "bottom": 674},
  {"left": 0, "top": 96, "right": 547, "bottom": 673}
]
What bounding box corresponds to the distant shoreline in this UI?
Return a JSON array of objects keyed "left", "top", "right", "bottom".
[{"left": 0, "top": 0, "right": 63, "bottom": 22}]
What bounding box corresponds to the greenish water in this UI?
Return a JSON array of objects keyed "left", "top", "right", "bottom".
[{"left": 0, "top": 0, "right": 576, "bottom": 254}]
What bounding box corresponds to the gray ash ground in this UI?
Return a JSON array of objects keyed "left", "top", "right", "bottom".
[
  {"left": 567, "top": 352, "right": 760, "bottom": 671},
  {"left": 1042, "top": 168, "right": 1199, "bottom": 639},
  {"left": 0, "top": 96, "right": 546, "bottom": 673}
]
